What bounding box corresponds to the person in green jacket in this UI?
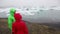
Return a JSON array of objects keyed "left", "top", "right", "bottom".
[{"left": 8, "top": 8, "right": 16, "bottom": 32}]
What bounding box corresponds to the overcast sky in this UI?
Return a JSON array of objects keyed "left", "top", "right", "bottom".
[{"left": 0, "top": 0, "right": 60, "bottom": 8}]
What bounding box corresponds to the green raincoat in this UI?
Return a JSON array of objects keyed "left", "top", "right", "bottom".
[{"left": 8, "top": 8, "right": 16, "bottom": 31}]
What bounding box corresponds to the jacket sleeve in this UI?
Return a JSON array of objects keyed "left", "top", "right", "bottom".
[
  {"left": 23, "top": 22, "right": 28, "bottom": 34},
  {"left": 8, "top": 17, "right": 12, "bottom": 30}
]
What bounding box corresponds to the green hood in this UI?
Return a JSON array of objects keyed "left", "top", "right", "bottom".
[{"left": 10, "top": 8, "right": 16, "bottom": 16}]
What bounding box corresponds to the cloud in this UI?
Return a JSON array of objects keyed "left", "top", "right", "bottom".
[{"left": 0, "top": 0, "right": 60, "bottom": 8}]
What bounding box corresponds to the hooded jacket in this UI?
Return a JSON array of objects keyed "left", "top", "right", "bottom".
[
  {"left": 12, "top": 13, "right": 28, "bottom": 34},
  {"left": 8, "top": 8, "right": 16, "bottom": 31}
]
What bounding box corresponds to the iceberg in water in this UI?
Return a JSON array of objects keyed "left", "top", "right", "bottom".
[{"left": 0, "top": 7, "right": 60, "bottom": 23}]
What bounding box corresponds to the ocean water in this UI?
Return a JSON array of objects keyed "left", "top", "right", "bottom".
[{"left": 0, "top": 8, "right": 60, "bottom": 23}]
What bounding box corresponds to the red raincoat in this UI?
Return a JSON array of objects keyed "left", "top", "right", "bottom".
[{"left": 12, "top": 13, "right": 28, "bottom": 34}]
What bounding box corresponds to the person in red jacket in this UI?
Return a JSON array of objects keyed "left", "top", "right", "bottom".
[{"left": 12, "top": 13, "right": 28, "bottom": 34}]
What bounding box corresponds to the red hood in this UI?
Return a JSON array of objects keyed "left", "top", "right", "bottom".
[{"left": 14, "top": 13, "right": 22, "bottom": 22}]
